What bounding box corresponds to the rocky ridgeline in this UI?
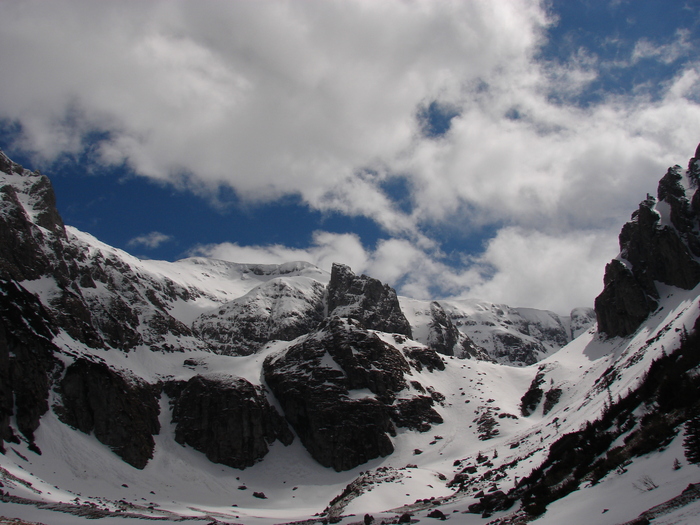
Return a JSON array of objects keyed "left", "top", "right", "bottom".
[
  {"left": 426, "top": 301, "right": 491, "bottom": 360},
  {"left": 596, "top": 144, "right": 700, "bottom": 337},
  {"left": 193, "top": 277, "right": 327, "bottom": 355},
  {"left": 0, "top": 147, "right": 596, "bottom": 473},
  {"left": 0, "top": 150, "right": 448, "bottom": 470},
  {"left": 327, "top": 262, "right": 413, "bottom": 337},
  {"left": 405, "top": 299, "right": 594, "bottom": 366}
]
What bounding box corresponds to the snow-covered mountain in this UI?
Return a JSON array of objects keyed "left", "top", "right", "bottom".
[
  {"left": 401, "top": 297, "right": 595, "bottom": 366},
  {"left": 2, "top": 146, "right": 700, "bottom": 524}
]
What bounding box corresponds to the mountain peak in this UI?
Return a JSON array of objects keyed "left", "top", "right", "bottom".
[
  {"left": 327, "top": 262, "right": 413, "bottom": 337},
  {"left": 595, "top": 144, "right": 700, "bottom": 337}
]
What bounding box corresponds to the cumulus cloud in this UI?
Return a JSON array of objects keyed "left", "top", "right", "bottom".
[
  {"left": 191, "top": 231, "right": 369, "bottom": 275},
  {"left": 127, "top": 231, "right": 173, "bottom": 249},
  {"left": 462, "top": 227, "right": 619, "bottom": 313},
  {"left": 1, "top": 1, "right": 699, "bottom": 312},
  {"left": 0, "top": 1, "right": 550, "bottom": 223},
  {"left": 632, "top": 29, "right": 694, "bottom": 65}
]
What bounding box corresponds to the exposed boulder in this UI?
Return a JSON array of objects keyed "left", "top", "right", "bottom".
[
  {"left": 56, "top": 359, "right": 160, "bottom": 469},
  {"left": 167, "top": 374, "right": 293, "bottom": 469},
  {"left": 327, "top": 263, "right": 412, "bottom": 337}
]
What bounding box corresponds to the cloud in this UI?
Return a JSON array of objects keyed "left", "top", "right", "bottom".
[
  {"left": 632, "top": 29, "right": 693, "bottom": 65},
  {"left": 190, "top": 231, "right": 369, "bottom": 275},
  {"left": 0, "top": 0, "right": 550, "bottom": 230},
  {"left": 127, "top": 231, "right": 173, "bottom": 249},
  {"left": 462, "top": 227, "right": 619, "bottom": 313},
  {"left": 1, "top": 1, "right": 699, "bottom": 312}
]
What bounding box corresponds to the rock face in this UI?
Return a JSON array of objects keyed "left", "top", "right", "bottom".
[
  {"left": 426, "top": 301, "right": 489, "bottom": 360},
  {"left": 437, "top": 301, "right": 583, "bottom": 366},
  {"left": 596, "top": 150, "right": 700, "bottom": 337},
  {"left": 0, "top": 152, "right": 67, "bottom": 281},
  {"left": 263, "top": 317, "right": 442, "bottom": 471},
  {"left": 167, "top": 374, "right": 293, "bottom": 469},
  {"left": 57, "top": 359, "right": 161, "bottom": 469},
  {"left": 194, "top": 277, "right": 326, "bottom": 355},
  {"left": 327, "top": 263, "right": 413, "bottom": 337},
  {"left": 0, "top": 150, "right": 206, "bottom": 353},
  {"left": 0, "top": 279, "right": 62, "bottom": 451}
]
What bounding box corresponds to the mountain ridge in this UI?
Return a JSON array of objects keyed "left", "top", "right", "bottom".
[{"left": 2, "top": 146, "right": 700, "bottom": 524}]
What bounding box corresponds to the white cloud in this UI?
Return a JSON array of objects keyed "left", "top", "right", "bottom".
[
  {"left": 127, "top": 231, "right": 173, "bottom": 249},
  {"left": 190, "top": 231, "right": 369, "bottom": 276},
  {"left": 0, "top": 0, "right": 551, "bottom": 223},
  {"left": 462, "top": 227, "right": 619, "bottom": 313},
  {"left": 1, "top": 1, "right": 699, "bottom": 312},
  {"left": 632, "top": 29, "right": 693, "bottom": 65}
]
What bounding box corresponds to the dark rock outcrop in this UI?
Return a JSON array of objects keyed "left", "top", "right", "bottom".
[
  {"left": 520, "top": 369, "right": 545, "bottom": 417},
  {"left": 391, "top": 396, "right": 443, "bottom": 432},
  {"left": 57, "top": 359, "right": 160, "bottom": 469},
  {"left": 491, "top": 333, "right": 545, "bottom": 366},
  {"left": 167, "top": 374, "right": 293, "bottom": 469},
  {"left": 0, "top": 150, "right": 211, "bottom": 353},
  {"left": 596, "top": 149, "right": 700, "bottom": 337},
  {"left": 263, "top": 317, "right": 441, "bottom": 471},
  {"left": 0, "top": 279, "right": 62, "bottom": 451},
  {"left": 427, "top": 301, "right": 486, "bottom": 359},
  {"left": 403, "top": 347, "right": 445, "bottom": 372},
  {"left": 595, "top": 259, "right": 658, "bottom": 338},
  {"left": 0, "top": 154, "right": 67, "bottom": 282},
  {"left": 327, "top": 263, "right": 412, "bottom": 337}
]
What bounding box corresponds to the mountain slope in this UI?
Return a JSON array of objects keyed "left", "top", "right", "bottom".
[{"left": 2, "top": 145, "right": 700, "bottom": 524}]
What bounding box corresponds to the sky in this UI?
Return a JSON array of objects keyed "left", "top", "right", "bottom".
[{"left": 1, "top": 0, "right": 700, "bottom": 314}]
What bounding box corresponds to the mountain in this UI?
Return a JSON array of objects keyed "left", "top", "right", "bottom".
[
  {"left": 1, "top": 146, "right": 700, "bottom": 524},
  {"left": 401, "top": 298, "right": 595, "bottom": 366}
]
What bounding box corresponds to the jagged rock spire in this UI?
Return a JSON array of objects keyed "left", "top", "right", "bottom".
[{"left": 595, "top": 143, "right": 700, "bottom": 337}]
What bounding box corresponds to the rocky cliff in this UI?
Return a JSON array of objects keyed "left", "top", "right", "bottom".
[
  {"left": 327, "top": 263, "right": 413, "bottom": 337},
  {"left": 596, "top": 145, "right": 700, "bottom": 337},
  {"left": 263, "top": 317, "right": 443, "bottom": 471}
]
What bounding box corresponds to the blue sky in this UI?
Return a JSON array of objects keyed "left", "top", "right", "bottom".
[{"left": 1, "top": 0, "right": 699, "bottom": 313}]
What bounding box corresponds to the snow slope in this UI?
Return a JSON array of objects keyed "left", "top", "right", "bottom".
[{"left": 2, "top": 282, "right": 699, "bottom": 524}]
